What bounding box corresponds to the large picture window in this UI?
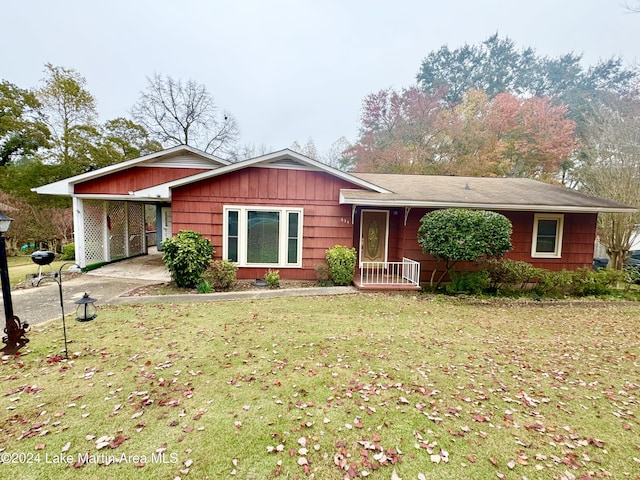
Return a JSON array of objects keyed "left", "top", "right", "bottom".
[
  {"left": 224, "top": 206, "right": 303, "bottom": 267},
  {"left": 531, "top": 213, "right": 564, "bottom": 258}
]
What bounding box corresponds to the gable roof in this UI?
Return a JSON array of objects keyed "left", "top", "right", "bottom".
[
  {"left": 130, "top": 149, "right": 389, "bottom": 200},
  {"left": 33, "top": 145, "right": 230, "bottom": 196},
  {"left": 341, "top": 173, "right": 636, "bottom": 213}
]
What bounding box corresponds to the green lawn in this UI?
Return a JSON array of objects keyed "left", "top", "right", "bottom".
[{"left": 0, "top": 293, "right": 638, "bottom": 479}]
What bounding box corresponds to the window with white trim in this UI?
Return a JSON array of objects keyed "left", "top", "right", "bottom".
[
  {"left": 531, "top": 214, "right": 564, "bottom": 258},
  {"left": 223, "top": 206, "right": 303, "bottom": 267}
]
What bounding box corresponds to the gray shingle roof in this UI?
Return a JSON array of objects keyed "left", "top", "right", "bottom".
[{"left": 341, "top": 174, "right": 635, "bottom": 213}]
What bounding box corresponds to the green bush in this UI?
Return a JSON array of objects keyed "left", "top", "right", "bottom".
[
  {"left": 265, "top": 269, "right": 280, "bottom": 288},
  {"left": 624, "top": 264, "right": 640, "bottom": 284},
  {"left": 570, "top": 267, "right": 625, "bottom": 296},
  {"left": 446, "top": 270, "right": 490, "bottom": 295},
  {"left": 533, "top": 270, "right": 574, "bottom": 297},
  {"left": 481, "top": 258, "right": 539, "bottom": 290},
  {"left": 418, "top": 208, "right": 512, "bottom": 287},
  {"left": 162, "top": 230, "right": 214, "bottom": 288},
  {"left": 61, "top": 243, "right": 75, "bottom": 261},
  {"left": 534, "top": 267, "right": 624, "bottom": 297},
  {"left": 326, "top": 245, "right": 357, "bottom": 285},
  {"left": 203, "top": 259, "right": 238, "bottom": 291}
]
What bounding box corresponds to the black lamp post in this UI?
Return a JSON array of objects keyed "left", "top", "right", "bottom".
[{"left": 0, "top": 211, "right": 29, "bottom": 353}]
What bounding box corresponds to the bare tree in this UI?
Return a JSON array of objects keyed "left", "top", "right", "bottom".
[
  {"left": 624, "top": 1, "right": 640, "bottom": 13},
  {"left": 575, "top": 95, "right": 640, "bottom": 269},
  {"left": 132, "top": 74, "right": 239, "bottom": 156}
]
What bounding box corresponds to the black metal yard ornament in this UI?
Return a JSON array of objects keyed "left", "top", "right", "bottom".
[{"left": 0, "top": 211, "right": 29, "bottom": 354}]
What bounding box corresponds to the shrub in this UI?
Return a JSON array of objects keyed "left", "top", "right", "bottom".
[
  {"left": 533, "top": 270, "right": 574, "bottom": 297},
  {"left": 534, "top": 267, "right": 624, "bottom": 297},
  {"left": 446, "top": 270, "right": 490, "bottom": 295},
  {"left": 314, "top": 263, "right": 333, "bottom": 286},
  {"left": 162, "top": 230, "right": 214, "bottom": 288},
  {"left": 624, "top": 264, "right": 640, "bottom": 284},
  {"left": 61, "top": 243, "right": 75, "bottom": 261},
  {"left": 326, "top": 245, "right": 357, "bottom": 285},
  {"left": 481, "top": 258, "right": 539, "bottom": 290},
  {"left": 418, "top": 208, "right": 512, "bottom": 287},
  {"left": 265, "top": 269, "right": 280, "bottom": 288},
  {"left": 203, "top": 259, "right": 238, "bottom": 291},
  {"left": 570, "top": 267, "right": 625, "bottom": 296}
]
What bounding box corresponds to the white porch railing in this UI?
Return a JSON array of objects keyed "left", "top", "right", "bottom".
[{"left": 359, "top": 257, "right": 421, "bottom": 287}]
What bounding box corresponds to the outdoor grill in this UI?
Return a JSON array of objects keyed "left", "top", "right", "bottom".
[{"left": 31, "top": 250, "right": 56, "bottom": 266}]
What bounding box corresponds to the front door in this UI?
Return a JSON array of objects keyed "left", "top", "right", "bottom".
[{"left": 360, "top": 210, "right": 388, "bottom": 265}]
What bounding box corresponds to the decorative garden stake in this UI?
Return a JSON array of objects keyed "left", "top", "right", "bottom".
[{"left": 0, "top": 211, "right": 29, "bottom": 354}]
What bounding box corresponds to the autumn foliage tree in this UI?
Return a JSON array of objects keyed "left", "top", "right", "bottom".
[
  {"left": 348, "top": 87, "right": 577, "bottom": 179},
  {"left": 347, "top": 87, "right": 447, "bottom": 174}
]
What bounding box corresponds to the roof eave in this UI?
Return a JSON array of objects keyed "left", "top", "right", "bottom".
[
  {"left": 338, "top": 195, "right": 637, "bottom": 213},
  {"left": 32, "top": 145, "right": 229, "bottom": 195}
]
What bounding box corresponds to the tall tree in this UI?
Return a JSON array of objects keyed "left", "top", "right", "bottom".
[
  {"left": 132, "top": 74, "right": 239, "bottom": 156},
  {"left": 321, "top": 136, "right": 354, "bottom": 171},
  {"left": 348, "top": 87, "right": 576, "bottom": 179},
  {"left": 88, "top": 118, "right": 162, "bottom": 169},
  {"left": 416, "top": 34, "right": 639, "bottom": 126},
  {"left": 290, "top": 139, "right": 319, "bottom": 159},
  {"left": 455, "top": 90, "right": 578, "bottom": 180},
  {"left": 0, "top": 81, "right": 50, "bottom": 166},
  {"left": 348, "top": 87, "right": 447, "bottom": 174},
  {"left": 573, "top": 95, "right": 640, "bottom": 270},
  {"left": 37, "top": 63, "right": 99, "bottom": 176}
]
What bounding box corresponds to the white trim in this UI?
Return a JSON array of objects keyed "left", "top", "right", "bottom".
[
  {"left": 531, "top": 213, "right": 564, "bottom": 258},
  {"left": 223, "top": 205, "right": 303, "bottom": 268},
  {"left": 339, "top": 194, "right": 636, "bottom": 214}
]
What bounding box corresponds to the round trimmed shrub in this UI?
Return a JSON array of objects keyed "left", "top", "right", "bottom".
[{"left": 162, "top": 230, "right": 214, "bottom": 288}]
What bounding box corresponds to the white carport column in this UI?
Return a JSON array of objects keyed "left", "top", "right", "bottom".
[{"left": 73, "top": 197, "right": 87, "bottom": 268}]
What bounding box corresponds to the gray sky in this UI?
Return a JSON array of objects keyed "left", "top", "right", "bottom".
[{"left": 2, "top": 0, "right": 638, "bottom": 156}]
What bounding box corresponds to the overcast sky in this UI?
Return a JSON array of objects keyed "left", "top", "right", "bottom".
[{"left": 2, "top": 0, "right": 638, "bottom": 156}]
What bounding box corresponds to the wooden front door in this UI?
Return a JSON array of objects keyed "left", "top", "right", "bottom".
[{"left": 359, "top": 210, "right": 389, "bottom": 265}]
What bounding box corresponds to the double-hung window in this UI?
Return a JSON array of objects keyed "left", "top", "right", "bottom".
[
  {"left": 531, "top": 213, "right": 564, "bottom": 258},
  {"left": 223, "top": 206, "right": 303, "bottom": 267}
]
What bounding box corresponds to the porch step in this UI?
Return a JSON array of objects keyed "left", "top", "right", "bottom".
[{"left": 353, "top": 280, "right": 422, "bottom": 291}]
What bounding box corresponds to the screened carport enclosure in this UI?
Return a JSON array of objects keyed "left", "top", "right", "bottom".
[{"left": 74, "top": 199, "right": 146, "bottom": 268}]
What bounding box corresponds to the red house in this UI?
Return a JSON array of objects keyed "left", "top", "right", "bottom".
[{"left": 34, "top": 145, "right": 634, "bottom": 289}]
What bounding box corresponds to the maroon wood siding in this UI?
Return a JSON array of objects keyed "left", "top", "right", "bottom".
[
  {"left": 74, "top": 167, "right": 209, "bottom": 195},
  {"left": 367, "top": 208, "right": 598, "bottom": 284},
  {"left": 171, "top": 167, "right": 361, "bottom": 280}
]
